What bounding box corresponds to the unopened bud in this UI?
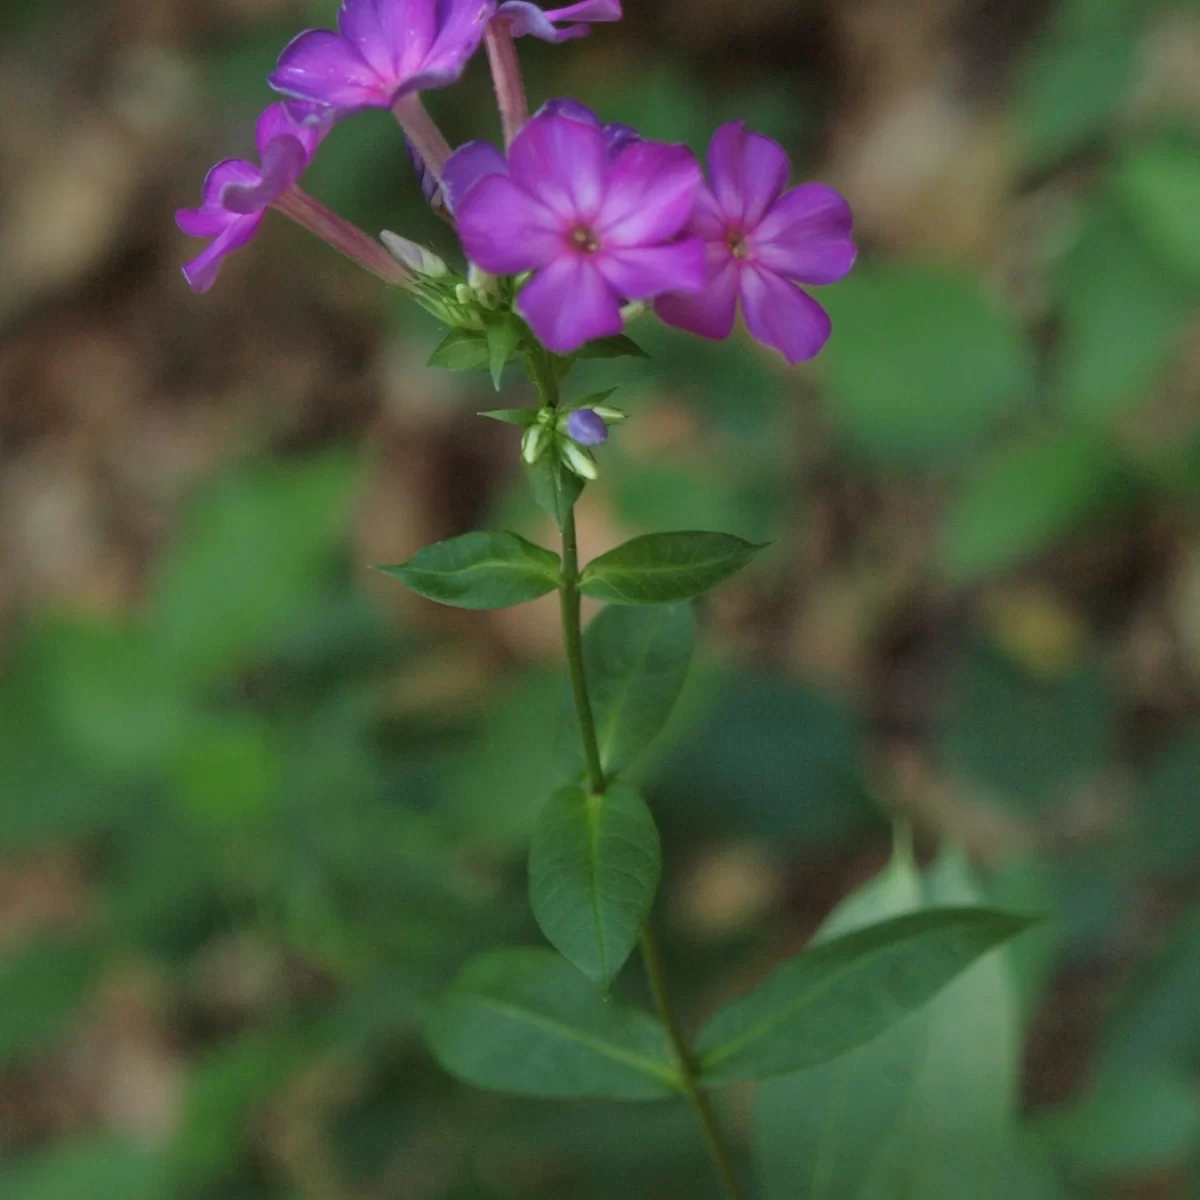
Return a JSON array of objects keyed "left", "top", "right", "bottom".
[
  {"left": 522, "top": 424, "right": 550, "bottom": 464},
  {"left": 560, "top": 440, "right": 599, "bottom": 480},
  {"left": 619, "top": 300, "right": 647, "bottom": 324},
  {"left": 566, "top": 408, "right": 608, "bottom": 447},
  {"left": 468, "top": 264, "right": 502, "bottom": 307},
  {"left": 380, "top": 231, "right": 448, "bottom": 277},
  {"left": 454, "top": 283, "right": 474, "bottom": 307}
]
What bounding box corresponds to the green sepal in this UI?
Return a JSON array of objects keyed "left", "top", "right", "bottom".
[
  {"left": 575, "top": 334, "right": 649, "bottom": 361},
  {"left": 486, "top": 314, "right": 524, "bottom": 390},
  {"left": 525, "top": 454, "right": 585, "bottom": 532},
  {"left": 479, "top": 408, "right": 540, "bottom": 428},
  {"left": 560, "top": 387, "right": 620, "bottom": 414}
]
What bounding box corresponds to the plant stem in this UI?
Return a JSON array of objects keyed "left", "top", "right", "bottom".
[
  {"left": 554, "top": 501, "right": 746, "bottom": 1200},
  {"left": 641, "top": 926, "right": 748, "bottom": 1200}
]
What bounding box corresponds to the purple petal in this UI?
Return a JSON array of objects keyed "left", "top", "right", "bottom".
[
  {"left": 456, "top": 172, "right": 563, "bottom": 273},
  {"left": 543, "top": 0, "right": 620, "bottom": 22},
  {"left": 496, "top": 0, "right": 583, "bottom": 40},
  {"left": 254, "top": 101, "right": 331, "bottom": 160},
  {"left": 687, "top": 184, "right": 727, "bottom": 240},
  {"left": 653, "top": 244, "right": 739, "bottom": 340},
  {"left": 750, "top": 183, "right": 856, "bottom": 284},
  {"left": 409, "top": 0, "right": 492, "bottom": 91},
  {"left": 442, "top": 138, "right": 508, "bottom": 211},
  {"left": 596, "top": 238, "right": 706, "bottom": 299},
  {"left": 223, "top": 136, "right": 308, "bottom": 214},
  {"left": 181, "top": 214, "right": 265, "bottom": 293},
  {"left": 739, "top": 265, "right": 832, "bottom": 364},
  {"left": 201, "top": 158, "right": 261, "bottom": 208},
  {"left": 535, "top": 97, "right": 600, "bottom": 125},
  {"left": 269, "top": 28, "right": 391, "bottom": 112},
  {"left": 707, "top": 121, "right": 790, "bottom": 230},
  {"left": 517, "top": 256, "right": 622, "bottom": 352},
  {"left": 597, "top": 141, "right": 701, "bottom": 247},
  {"left": 176, "top": 205, "right": 231, "bottom": 237},
  {"left": 602, "top": 122, "right": 641, "bottom": 158},
  {"left": 338, "top": 0, "right": 436, "bottom": 81},
  {"left": 567, "top": 408, "right": 609, "bottom": 446},
  {"left": 507, "top": 114, "right": 608, "bottom": 222},
  {"left": 407, "top": 136, "right": 444, "bottom": 207}
]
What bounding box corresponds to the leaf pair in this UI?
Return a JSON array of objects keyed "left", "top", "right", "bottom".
[
  {"left": 425, "top": 904, "right": 1032, "bottom": 1102},
  {"left": 381, "top": 531, "right": 764, "bottom": 610}
]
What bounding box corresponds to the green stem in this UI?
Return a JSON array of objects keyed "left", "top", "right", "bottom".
[
  {"left": 641, "top": 926, "right": 748, "bottom": 1200},
  {"left": 553, "top": 492, "right": 746, "bottom": 1199}
]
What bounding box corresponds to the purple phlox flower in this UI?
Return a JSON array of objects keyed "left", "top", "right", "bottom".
[
  {"left": 269, "top": 0, "right": 493, "bottom": 118},
  {"left": 175, "top": 103, "right": 332, "bottom": 293},
  {"left": 566, "top": 408, "right": 608, "bottom": 445},
  {"left": 655, "top": 122, "right": 856, "bottom": 365},
  {"left": 494, "top": 0, "right": 620, "bottom": 43},
  {"left": 455, "top": 110, "right": 705, "bottom": 353}
]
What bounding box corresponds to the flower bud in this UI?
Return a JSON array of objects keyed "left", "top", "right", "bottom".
[
  {"left": 380, "top": 231, "right": 448, "bottom": 277},
  {"left": 468, "top": 264, "right": 502, "bottom": 307},
  {"left": 566, "top": 408, "right": 608, "bottom": 447},
  {"left": 454, "top": 283, "right": 474, "bottom": 307},
  {"left": 619, "top": 300, "right": 647, "bottom": 324},
  {"left": 522, "top": 424, "right": 550, "bottom": 464},
  {"left": 560, "top": 440, "right": 599, "bottom": 480}
]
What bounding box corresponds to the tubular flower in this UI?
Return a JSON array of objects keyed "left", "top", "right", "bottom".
[
  {"left": 655, "top": 122, "right": 856, "bottom": 364},
  {"left": 494, "top": 0, "right": 620, "bottom": 42},
  {"left": 269, "top": 0, "right": 493, "bottom": 117},
  {"left": 454, "top": 109, "right": 704, "bottom": 353},
  {"left": 176, "top": 103, "right": 332, "bottom": 293}
]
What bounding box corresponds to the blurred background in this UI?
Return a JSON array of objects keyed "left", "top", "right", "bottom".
[{"left": 1, "top": 0, "right": 1199, "bottom": 1195}]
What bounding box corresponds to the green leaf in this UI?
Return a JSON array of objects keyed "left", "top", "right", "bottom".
[
  {"left": 1141, "top": 730, "right": 1200, "bottom": 877},
  {"left": 1013, "top": 26, "right": 1134, "bottom": 168},
  {"left": 0, "top": 938, "right": 94, "bottom": 1067},
  {"left": 479, "top": 408, "right": 539, "bottom": 428},
  {"left": 695, "top": 905, "right": 1032, "bottom": 1084},
  {"left": 424, "top": 948, "right": 679, "bottom": 1099},
  {"left": 525, "top": 453, "right": 584, "bottom": 532},
  {"left": 755, "top": 847, "right": 1021, "bottom": 1199},
  {"left": 580, "top": 532, "right": 765, "bottom": 605},
  {"left": 486, "top": 315, "right": 523, "bottom": 389},
  {"left": 1033, "top": 1067, "right": 1200, "bottom": 1177},
  {"left": 1053, "top": 203, "right": 1191, "bottom": 423},
  {"left": 4, "top": 1138, "right": 168, "bottom": 1200},
  {"left": 428, "top": 328, "right": 491, "bottom": 371},
  {"left": 560, "top": 603, "right": 695, "bottom": 779},
  {"left": 574, "top": 334, "right": 649, "bottom": 360},
  {"left": 529, "top": 783, "right": 661, "bottom": 985},
  {"left": 821, "top": 266, "right": 1034, "bottom": 465},
  {"left": 1118, "top": 141, "right": 1200, "bottom": 285},
  {"left": 940, "top": 429, "right": 1130, "bottom": 583},
  {"left": 148, "top": 454, "right": 356, "bottom": 684},
  {"left": 939, "top": 640, "right": 1116, "bottom": 814},
  {"left": 378, "top": 531, "right": 560, "bottom": 609}
]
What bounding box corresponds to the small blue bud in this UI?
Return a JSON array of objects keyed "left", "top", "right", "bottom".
[{"left": 566, "top": 408, "right": 609, "bottom": 447}]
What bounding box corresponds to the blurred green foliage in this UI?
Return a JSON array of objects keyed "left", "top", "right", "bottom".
[{"left": 3, "top": 0, "right": 1200, "bottom": 1195}]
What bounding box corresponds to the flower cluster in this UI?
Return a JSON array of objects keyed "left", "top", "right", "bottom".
[{"left": 178, "top": 0, "right": 855, "bottom": 366}]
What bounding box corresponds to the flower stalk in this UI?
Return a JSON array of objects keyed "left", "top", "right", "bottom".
[
  {"left": 484, "top": 20, "right": 530, "bottom": 145},
  {"left": 392, "top": 93, "right": 454, "bottom": 181}
]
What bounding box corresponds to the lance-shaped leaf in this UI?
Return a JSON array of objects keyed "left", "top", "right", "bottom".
[
  {"left": 574, "top": 333, "right": 649, "bottom": 360},
  {"left": 580, "top": 532, "right": 765, "bottom": 605},
  {"left": 424, "top": 948, "right": 680, "bottom": 1100},
  {"left": 695, "top": 905, "right": 1032, "bottom": 1084},
  {"left": 529, "top": 784, "right": 661, "bottom": 985},
  {"left": 486, "top": 315, "right": 523, "bottom": 389},
  {"left": 559, "top": 604, "right": 695, "bottom": 779},
  {"left": 754, "top": 846, "right": 1022, "bottom": 1199},
  {"left": 378, "top": 532, "right": 560, "bottom": 609}
]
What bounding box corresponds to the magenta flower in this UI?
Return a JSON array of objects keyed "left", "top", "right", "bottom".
[
  {"left": 175, "top": 103, "right": 332, "bottom": 293},
  {"left": 269, "top": 0, "right": 493, "bottom": 117},
  {"left": 494, "top": 0, "right": 620, "bottom": 42},
  {"left": 454, "top": 110, "right": 704, "bottom": 353},
  {"left": 655, "top": 122, "right": 856, "bottom": 365}
]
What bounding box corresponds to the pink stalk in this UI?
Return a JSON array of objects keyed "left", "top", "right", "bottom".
[
  {"left": 391, "top": 93, "right": 453, "bottom": 180},
  {"left": 272, "top": 188, "right": 412, "bottom": 286},
  {"left": 484, "top": 21, "right": 529, "bottom": 147}
]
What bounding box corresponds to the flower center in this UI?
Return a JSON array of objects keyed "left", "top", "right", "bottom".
[
  {"left": 727, "top": 230, "right": 750, "bottom": 259},
  {"left": 570, "top": 225, "right": 600, "bottom": 254}
]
